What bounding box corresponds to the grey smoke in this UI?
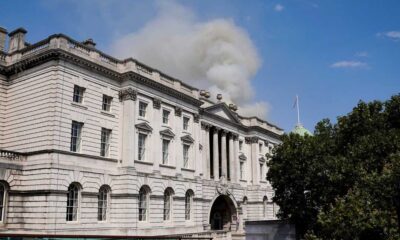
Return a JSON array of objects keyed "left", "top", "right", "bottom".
[{"left": 111, "top": 1, "right": 269, "bottom": 118}]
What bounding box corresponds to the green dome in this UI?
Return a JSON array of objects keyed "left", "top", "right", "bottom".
[{"left": 292, "top": 124, "right": 312, "bottom": 136}]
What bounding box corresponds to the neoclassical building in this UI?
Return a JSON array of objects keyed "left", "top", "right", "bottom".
[{"left": 0, "top": 27, "right": 283, "bottom": 239}]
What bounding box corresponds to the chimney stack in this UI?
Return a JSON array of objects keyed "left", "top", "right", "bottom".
[
  {"left": 0, "top": 27, "right": 7, "bottom": 52},
  {"left": 8, "top": 27, "right": 27, "bottom": 53}
]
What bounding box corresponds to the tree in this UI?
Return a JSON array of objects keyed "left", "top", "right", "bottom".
[{"left": 267, "top": 94, "right": 400, "bottom": 239}]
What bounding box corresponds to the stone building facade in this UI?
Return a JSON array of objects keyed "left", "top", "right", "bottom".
[{"left": 0, "top": 27, "right": 283, "bottom": 239}]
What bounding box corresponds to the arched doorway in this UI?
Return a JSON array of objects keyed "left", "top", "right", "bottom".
[{"left": 209, "top": 195, "right": 237, "bottom": 231}]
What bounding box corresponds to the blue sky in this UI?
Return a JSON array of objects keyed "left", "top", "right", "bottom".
[{"left": 1, "top": 0, "right": 399, "bottom": 132}]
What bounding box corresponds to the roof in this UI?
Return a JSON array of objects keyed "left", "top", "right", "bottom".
[{"left": 291, "top": 124, "right": 312, "bottom": 136}]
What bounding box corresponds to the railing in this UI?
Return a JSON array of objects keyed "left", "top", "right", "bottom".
[
  {"left": 20, "top": 38, "right": 50, "bottom": 58},
  {"left": 1, "top": 34, "right": 198, "bottom": 99},
  {"left": 0, "top": 149, "right": 25, "bottom": 161},
  {"left": 137, "top": 63, "right": 153, "bottom": 75}
]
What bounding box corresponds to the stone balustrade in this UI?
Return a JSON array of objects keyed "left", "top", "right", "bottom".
[
  {"left": 2, "top": 34, "right": 199, "bottom": 100},
  {"left": 0, "top": 149, "right": 25, "bottom": 161}
]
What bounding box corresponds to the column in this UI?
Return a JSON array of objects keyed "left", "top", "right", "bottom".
[
  {"left": 205, "top": 125, "right": 211, "bottom": 179},
  {"left": 120, "top": 88, "right": 137, "bottom": 167},
  {"left": 250, "top": 137, "right": 259, "bottom": 184},
  {"left": 221, "top": 130, "right": 227, "bottom": 179},
  {"left": 213, "top": 127, "right": 220, "bottom": 180},
  {"left": 234, "top": 135, "right": 240, "bottom": 183},
  {"left": 152, "top": 98, "right": 161, "bottom": 173},
  {"left": 228, "top": 134, "right": 235, "bottom": 182},
  {"left": 201, "top": 123, "right": 211, "bottom": 179}
]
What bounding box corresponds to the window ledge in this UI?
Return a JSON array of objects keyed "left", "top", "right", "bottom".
[
  {"left": 71, "top": 102, "right": 88, "bottom": 110},
  {"left": 160, "top": 164, "right": 176, "bottom": 169},
  {"left": 101, "top": 110, "right": 115, "bottom": 118},
  {"left": 135, "top": 160, "right": 153, "bottom": 166},
  {"left": 181, "top": 167, "right": 195, "bottom": 172}
]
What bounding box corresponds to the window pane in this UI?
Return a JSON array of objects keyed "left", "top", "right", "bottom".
[
  {"left": 185, "top": 192, "right": 191, "bottom": 220},
  {"left": 70, "top": 121, "right": 83, "bottom": 152},
  {"left": 183, "top": 117, "right": 189, "bottom": 130},
  {"left": 138, "top": 134, "right": 146, "bottom": 160},
  {"left": 162, "top": 139, "right": 169, "bottom": 164},
  {"left": 98, "top": 187, "right": 108, "bottom": 221},
  {"left": 139, "top": 102, "right": 147, "bottom": 117},
  {"left": 73, "top": 85, "right": 84, "bottom": 103},
  {"left": 139, "top": 188, "right": 148, "bottom": 221},
  {"left": 183, "top": 145, "right": 189, "bottom": 168},
  {"left": 101, "top": 128, "right": 111, "bottom": 157},
  {"left": 0, "top": 184, "right": 4, "bottom": 222},
  {"left": 162, "top": 110, "right": 170, "bottom": 124},
  {"left": 66, "top": 184, "right": 79, "bottom": 221},
  {"left": 102, "top": 95, "right": 112, "bottom": 112}
]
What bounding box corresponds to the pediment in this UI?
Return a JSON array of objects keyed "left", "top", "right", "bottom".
[
  {"left": 181, "top": 134, "right": 194, "bottom": 144},
  {"left": 204, "top": 103, "right": 241, "bottom": 124},
  {"left": 135, "top": 122, "right": 153, "bottom": 132},
  {"left": 160, "top": 129, "right": 175, "bottom": 138}
]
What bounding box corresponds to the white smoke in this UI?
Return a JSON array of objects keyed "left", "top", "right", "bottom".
[{"left": 111, "top": 1, "right": 269, "bottom": 118}]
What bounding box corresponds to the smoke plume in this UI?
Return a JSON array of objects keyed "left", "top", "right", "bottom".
[{"left": 111, "top": 1, "right": 269, "bottom": 118}]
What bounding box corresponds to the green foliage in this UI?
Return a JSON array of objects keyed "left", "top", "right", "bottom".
[{"left": 267, "top": 94, "right": 400, "bottom": 239}]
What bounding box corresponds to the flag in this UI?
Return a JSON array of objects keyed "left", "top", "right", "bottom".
[{"left": 293, "top": 95, "right": 298, "bottom": 109}]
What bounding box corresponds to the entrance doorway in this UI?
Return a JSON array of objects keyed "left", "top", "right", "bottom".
[{"left": 209, "top": 195, "right": 237, "bottom": 231}]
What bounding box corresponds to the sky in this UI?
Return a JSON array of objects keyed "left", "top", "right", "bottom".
[{"left": 1, "top": 0, "right": 399, "bottom": 132}]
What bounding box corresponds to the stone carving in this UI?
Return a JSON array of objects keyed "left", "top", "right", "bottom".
[
  {"left": 193, "top": 113, "right": 200, "bottom": 123},
  {"left": 153, "top": 98, "right": 161, "bottom": 109},
  {"left": 175, "top": 106, "right": 182, "bottom": 117},
  {"left": 245, "top": 136, "right": 259, "bottom": 144},
  {"left": 216, "top": 183, "right": 230, "bottom": 196},
  {"left": 119, "top": 88, "right": 137, "bottom": 102}
]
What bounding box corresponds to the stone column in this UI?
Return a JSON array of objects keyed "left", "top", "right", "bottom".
[
  {"left": 119, "top": 88, "right": 137, "bottom": 167},
  {"left": 212, "top": 127, "right": 220, "bottom": 180},
  {"left": 205, "top": 125, "right": 211, "bottom": 179},
  {"left": 234, "top": 135, "right": 240, "bottom": 183},
  {"left": 221, "top": 130, "right": 227, "bottom": 179},
  {"left": 228, "top": 134, "right": 235, "bottom": 182},
  {"left": 249, "top": 136, "right": 260, "bottom": 185},
  {"left": 152, "top": 98, "right": 162, "bottom": 173}
]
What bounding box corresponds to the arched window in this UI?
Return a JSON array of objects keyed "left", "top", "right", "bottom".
[
  {"left": 263, "top": 196, "right": 268, "bottom": 218},
  {"left": 139, "top": 186, "right": 150, "bottom": 221},
  {"left": 98, "top": 185, "right": 110, "bottom": 221},
  {"left": 0, "top": 182, "right": 8, "bottom": 223},
  {"left": 163, "top": 188, "right": 174, "bottom": 221},
  {"left": 66, "top": 183, "right": 81, "bottom": 221},
  {"left": 185, "top": 190, "right": 194, "bottom": 220}
]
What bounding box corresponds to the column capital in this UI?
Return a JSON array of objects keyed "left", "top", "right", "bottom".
[
  {"left": 220, "top": 129, "right": 228, "bottom": 136},
  {"left": 201, "top": 122, "right": 211, "bottom": 130},
  {"left": 245, "top": 136, "right": 259, "bottom": 144},
  {"left": 175, "top": 106, "right": 182, "bottom": 117},
  {"left": 193, "top": 113, "right": 200, "bottom": 123},
  {"left": 153, "top": 98, "right": 161, "bottom": 109},
  {"left": 119, "top": 87, "right": 137, "bottom": 102}
]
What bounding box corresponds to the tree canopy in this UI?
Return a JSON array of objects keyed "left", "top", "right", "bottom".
[{"left": 267, "top": 94, "right": 400, "bottom": 240}]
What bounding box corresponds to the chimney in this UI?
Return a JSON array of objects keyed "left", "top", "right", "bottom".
[
  {"left": 82, "top": 38, "right": 96, "bottom": 48},
  {"left": 0, "top": 27, "right": 7, "bottom": 52},
  {"left": 8, "top": 27, "right": 27, "bottom": 53}
]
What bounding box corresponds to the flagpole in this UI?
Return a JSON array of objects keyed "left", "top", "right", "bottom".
[{"left": 296, "top": 95, "right": 300, "bottom": 126}]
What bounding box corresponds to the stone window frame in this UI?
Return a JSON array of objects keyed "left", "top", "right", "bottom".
[
  {"left": 182, "top": 115, "right": 190, "bottom": 132},
  {"left": 70, "top": 121, "right": 83, "bottom": 153},
  {"left": 100, "top": 128, "right": 112, "bottom": 157},
  {"left": 162, "top": 108, "right": 171, "bottom": 125},
  {"left": 73, "top": 85, "right": 85, "bottom": 104},
  {"left": 0, "top": 181, "right": 8, "bottom": 224},
  {"left": 185, "top": 190, "right": 194, "bottom": 221},
  {"left": 162, "top": 138, "right": 170, "bottom": 165},
  {"left": 66, "top": 182, "right": 81, "bottom": 222},
  {"left": 138, "top": 185, "right": 151, "bottom": 222},
  {"left": 102, "top": 94, "right": 113, "bottom": 112},
  {"left": 98, "top": 185, "right": 111, "bottom": 222},
  {"left": 138, "top": 100, "right": 149, "bottom": 119},
  {"left": 163, "top": 187, "right": 174, "bottom": 221}
]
